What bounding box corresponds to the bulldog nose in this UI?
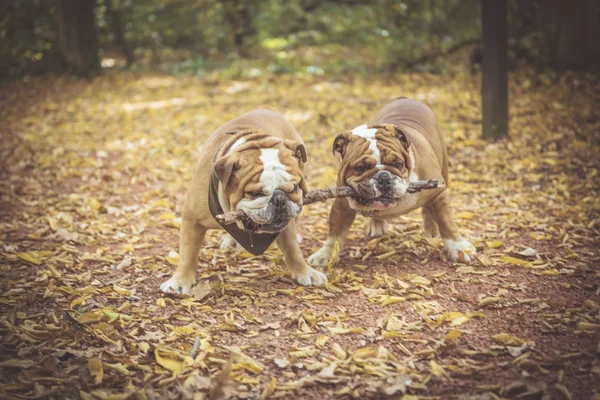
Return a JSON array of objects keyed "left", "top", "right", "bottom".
[
  {"left": 375, "top": 171, "right": 392, "bottom": 188},
  {"left": 272, "top": 189, "right": 287, "bottom": 209}
]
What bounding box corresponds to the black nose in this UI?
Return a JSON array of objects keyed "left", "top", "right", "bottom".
[
  {"left": 375, "top": 171, "right": 392, "bottom": 189},
  {"left": 272, "top": 189, "right": 287, "bottom": 209}
]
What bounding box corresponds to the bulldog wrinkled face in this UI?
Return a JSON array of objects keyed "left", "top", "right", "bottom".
[
  {"left": 214, "top": 137, "right": 308, "bottom": 233},
  {"left": 333, "top": 124, "right": 414, "bottom": 211}
]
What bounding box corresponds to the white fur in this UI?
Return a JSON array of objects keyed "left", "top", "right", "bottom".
[
  {"left": 308, "top": 236, "right": 340, "bottom": 268},
  {"left": 409, "top": 149, "right": 418, "bottom": 182},
  {"left": 352, "top": 124, "right": 382, "bottom": 168},
  {"left": 236, "top": 148, "right": 292, "bottom": 211},
  {"left": 227, "top": 137, "right": 246, "bottom": 154},
  {"left": 259, "top": 148, "right": 291, "bottom": 194},
  {"left": 160, "top": 275, "right": 195, "bottom": 294},
  {"left": 444, "top": 238, "right": 476, "bottom": 262},
  {"left": 293, "top": 267, "right": 328, "bottom": 286}
]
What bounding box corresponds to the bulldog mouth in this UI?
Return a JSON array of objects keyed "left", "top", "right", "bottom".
[
  {"left": 354, "top": 196, "right": 397, "bottom": 209},
  {"left": 242, "top": 217, "right": 290, "bottom": 234}
]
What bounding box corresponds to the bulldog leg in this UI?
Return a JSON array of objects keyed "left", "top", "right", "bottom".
[
  {"left": 160, "top": 217, "right": 207, "bottom": 294},
  {"left": 425, "top": 191, "right": 476, "bottom": 262},
  {"left": 422, "top": 208, "right": 440, "bottom": 237},
  {"left": 308, "top": 197, "right": 356, "bottom": 268},
  {"left": 277, "top": 220, "right": 327, "bottom": 286},
  {"left": 367, "top": 218, "right": 388, "bottom": 239}
]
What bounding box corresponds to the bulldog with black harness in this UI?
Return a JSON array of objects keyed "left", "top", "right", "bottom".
[{"left": 161, "top": 108, "right": 327, "bottom": 294}]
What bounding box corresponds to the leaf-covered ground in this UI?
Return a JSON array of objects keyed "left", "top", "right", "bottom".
[{"left": 1, "top": 71, "right": 599, "bottom": 400}]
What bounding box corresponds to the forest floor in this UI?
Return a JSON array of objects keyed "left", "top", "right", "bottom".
[{"left": 1, "top": 70, "right": 599, "bottom": 400}]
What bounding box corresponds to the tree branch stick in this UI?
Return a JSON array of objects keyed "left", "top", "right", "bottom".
[{"left": 215, "top": 179, "right": 445, "bottom": 225}]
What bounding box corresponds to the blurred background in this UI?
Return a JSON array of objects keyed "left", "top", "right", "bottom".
[{"left": 2, "top": 0, "right": 599, "bottom": 81}]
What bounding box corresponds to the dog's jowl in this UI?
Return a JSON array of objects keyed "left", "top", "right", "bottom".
[
  {"left": 161, "top": 108, "right": 327, "bottom": 294},
  {"left": 308, "top": 98, "right": 476, "bottom": 267}
]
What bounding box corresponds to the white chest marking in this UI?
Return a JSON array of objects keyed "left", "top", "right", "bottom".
[
  {"left": 259, "top": 148, "right": 291, "bottom": 194},
  {"left": 352, "top": 124, "right": 382, "bottom": 168}
]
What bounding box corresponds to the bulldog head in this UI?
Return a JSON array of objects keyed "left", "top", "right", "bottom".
[
  {"left": 332, "top": 123, "right": 413, "bottom": 211},
  {"left": 213, "top": 131, "right": 308, "bottom": 233}
]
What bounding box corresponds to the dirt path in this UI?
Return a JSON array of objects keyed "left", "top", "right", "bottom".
[{"left": 1, "top": 72, "right": 599, "bottom": 399}]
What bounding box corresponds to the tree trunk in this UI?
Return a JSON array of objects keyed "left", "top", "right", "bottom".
[
  {"left": 222, "top": 0, "right": 257, "bottom": 57},
  {"left": 481, "top": 0, "right": 509, "bottom": 139},
  {"left": 542, "top": 0, "right": 600, "bottom": 70},
  {"left": 106, "top": 0, "right": 133, "bottom": 67},
  {"left": 56, "top": 0, "right": 100, "bottom": 76}
]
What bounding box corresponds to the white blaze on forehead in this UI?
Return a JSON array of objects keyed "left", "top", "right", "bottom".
[
  {"left": 259, "top": 148, "right": 292, "bottom": 194},
  {"left": 352, "top": 124, "right": 383, "bottom": 169},
  {"left": 226, "top": 137, "right": 246, "bottom": 154}
]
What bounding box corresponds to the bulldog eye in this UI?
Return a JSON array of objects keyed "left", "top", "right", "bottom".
[
  {"left": 292, "top": 184, "right": 299, "bottom": 192},
  {"left": 394, "top": 162, "right": 404, "bottom": 170},
  {"left": 354, "top": 165, "right": 367, "bottom": 174}
]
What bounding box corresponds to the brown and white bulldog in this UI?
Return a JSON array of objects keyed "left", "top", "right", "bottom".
[
  {"left": 161, "top": 108, "right": 327, "bottom": 294},
  {"left": 308, "top": 98, "right": 475, "bottom": 268}
]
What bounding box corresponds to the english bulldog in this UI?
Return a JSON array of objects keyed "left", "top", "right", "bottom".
[
  {"left": 308, "top": 98, "right": 476, "bottom": 268},
  {"left": 161, "top": 108, "right": 327, "bottom": 294}
]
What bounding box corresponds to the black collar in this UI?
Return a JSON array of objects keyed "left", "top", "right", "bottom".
[{"left": 208, "top": 163, "right": 279, "bottom": 256}]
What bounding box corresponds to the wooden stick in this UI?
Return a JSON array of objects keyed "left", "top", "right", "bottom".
[{"left": 215, "top": 179, "right": 445, "bottom": 225}]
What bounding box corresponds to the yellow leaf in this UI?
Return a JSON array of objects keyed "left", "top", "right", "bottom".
[
  {"left": 159, "top": 212, "right": 177, "bottom": 220},
  {"left": 154, "top": 347, "right": 184, "bottom": 375},
  {"left": 478, "top": 297, "right": 501, "bottom": 308},
  {"left": 88, "top": 358, "right": 104, "bottom": 384},
  {"left": 17, "top": 252, "right": 42, "bottom": 265},
  {"left": 430, "top": 360, "right": 450, "bottom": 380},
  {"left": 448, "top": 312, "right": 470, "bottom": 326},
  {"left": 486, "top": 240, "right": 503, "bottom": 249},
  {"left": 315, "top": 335, "right": 329, "bottom": 349},
  {"left": 78, "top": 310, "right": 105, "bottom": 324},
  {"left": 577, "top": 322, "right": 600, "bottom": 331},
  {"left": 327, "top": 239, "right": 340, "bottom": 269},
  {"left": 260, "top": 377, "right": 277, "bottom": 400},
  {"left": 456, "top": 211, "right": 474, "bottom": 219},
  {"left": 103, "top": 363, "right": 130, "bottom": 376},
  {"left": 138, "top": 342, "right": 150, "bottom": 354},
  {"left": 499, "top": 255, "right": 531, "bottom": 267},
  {"left": 0, "top": 359, "right": 36, "bottom": 368},
  {"left": 410, "top": 276, "right": 431, "bottom": 286},
  {"left": 332, "top": 343, "right": 347, "bottom": 360},
  {"left": 381, "top": 296, "right": 406, "bottom": 306},
  {"left": 492, "top": 333, "right": 529, "bottom": 346},
  {"left": 113, "top": 285, "right": 131, "bottom": 296},
  {"left": 386, "top": 314, "right": 404, "bottom": 331},
  {"left": 70, "top": 295, "right": 90, "bottom": 310},
  {"left": 446, "top": 329, "right": 462, "bottom": 341},
  {"left": 156, "top": 298, "right": 166, "bottom": 308},
  {"left": 89, "top": 197, "right": 101, "bottom": 210}
]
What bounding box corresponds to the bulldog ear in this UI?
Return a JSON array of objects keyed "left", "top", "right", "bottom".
[
  {"left": 213, "top": 154, "right": 239, "bottom": 187},
  {"left": 393, "top": 126, "right": 411, "bottom": 150},
  {"left": 332, "top": 132, "right": 352, "bottom": 157},
  {"left": 284, "top": 140, "right": 308, "bottom": 163},
  {"left": 295, "top": 144, "right": 307, "bottom": 163}
]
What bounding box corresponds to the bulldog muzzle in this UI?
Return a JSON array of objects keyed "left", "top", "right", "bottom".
[{"left": 243, "top": 189, "right": 301, "bottom": 233}]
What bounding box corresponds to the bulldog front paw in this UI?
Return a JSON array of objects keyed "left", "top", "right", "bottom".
[
  {"left": 444, "top": 238, "right": 476, "bottom": 263},
  {"left": 160, "top": 275, "right": 196, "bottom": 294},
  {"left": 367, "top": 218, "right": 388, "bottom": 239},
  {"left": 293, "top": 267, "right": 328, "bottom": 287},
  {"left": 308, "top": 246, "right": 338, "bottom": 268},
  {"left": 219, "top": 233, "right": 242, "bottom": 250}
]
